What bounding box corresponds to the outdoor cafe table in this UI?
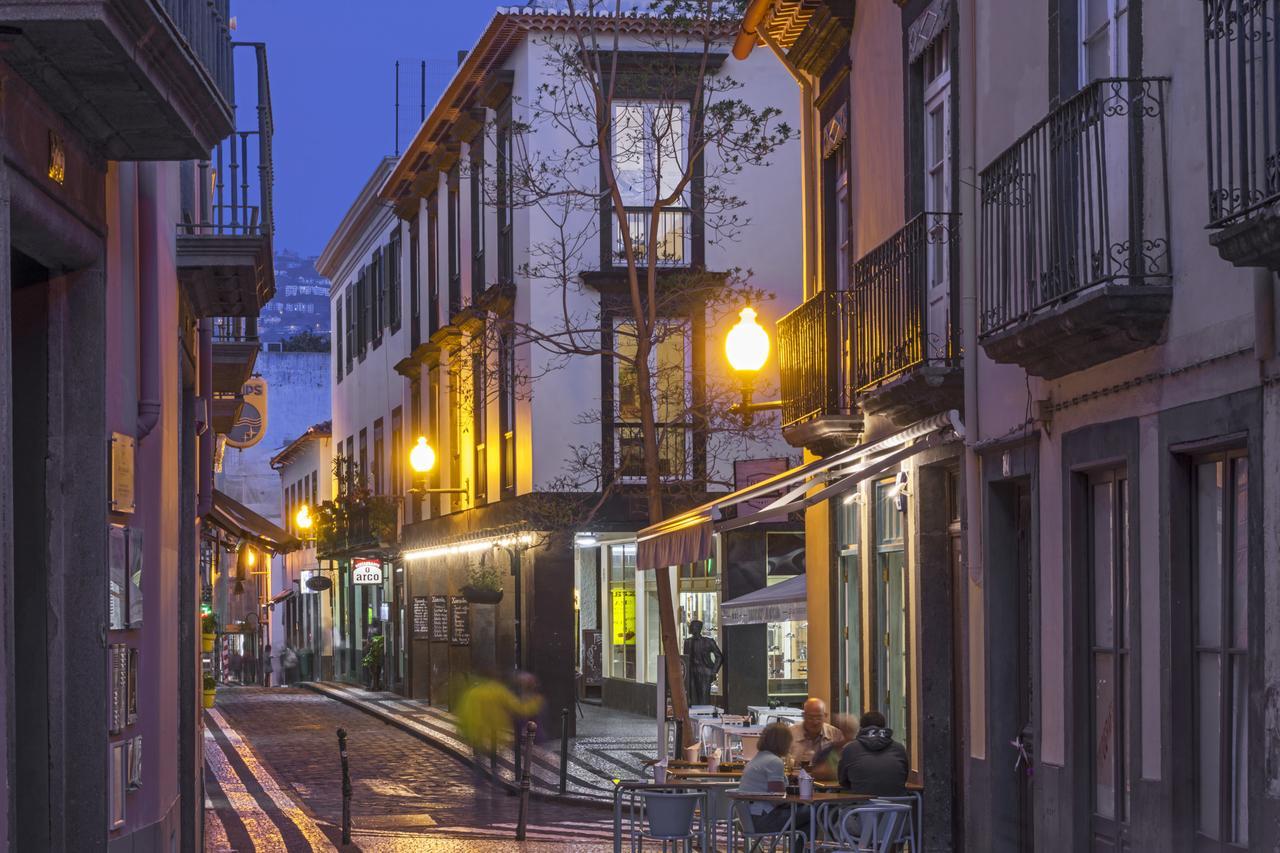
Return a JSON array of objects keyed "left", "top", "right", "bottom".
[
  {"left": 728, "top": 790, "right": 875, "bottom": 853},
  {"left": 611, "top": 779, "right": 728, "bottom": 853}
]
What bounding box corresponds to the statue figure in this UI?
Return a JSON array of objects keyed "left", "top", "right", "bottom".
[{"left": 683, "top": 620, "right": 723, "bottom": 707}]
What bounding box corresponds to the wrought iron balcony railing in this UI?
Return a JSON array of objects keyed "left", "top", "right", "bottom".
[
  {"left": 777, "top": 289, "right": 855, "bottom": 430},
  {"left": 158, "top": 0, "right": 234, "bottom": 103},
  {"left": 183, "top": 43, "right": 274, "bottom": 239},
  {"left": 1204, "top": 0, "right": 1280, "bottom": 226},
  {"left": 851, "top": 211, "right": 959, "bottom": 391},
  {"left": 212, "top": 316, "right": 258, "bottom": 343},
  {"left": 615, "top": 207, "right": 692, "bottom": 268},
  {"left": 979, "top": 77, "right": 1171, "bottom": 337}
]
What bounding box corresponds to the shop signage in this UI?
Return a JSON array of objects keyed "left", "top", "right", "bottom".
[
  {"left": 412, "top": 596, "right": 431, "bottom": 637},
  {"left": 611, "top": 587, "right": 635, "bottom": 646},
  {"left": 352, "top": 558, "right": 383, "bottom": 584},
  {"left": 303, "top": 571, "right": 331, "bottom": 592},
  {"left": 429, "top": 594, "right": 449, "bottom": 641},
  {"left": 109, "top": 432, "right": 135, "bottom": 513},
  {"left": 734, "top": 457, "right": 789, "bottom": 514},
  {"left": 450, "top": 595, "right": 470, "bottom": 646},
  {"left": 224, "top": 378, "right": 268, "bottom": 449}
]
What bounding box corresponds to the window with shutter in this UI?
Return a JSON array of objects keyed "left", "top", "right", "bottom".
[
  {"left": 336, "top": 300, "right": 344, "bottom": 382},
  {"left": 345, "top": 289, "right": 354, "bottom": 372},
  {"left": 372, "top": 248, "right": 384, "bottom": 349},
  {"left": 389, "top": 226, "right": 402, "bottom": 333}
]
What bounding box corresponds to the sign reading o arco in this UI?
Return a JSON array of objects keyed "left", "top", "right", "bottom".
[{"left": 352, "top": 558, "right": 383, "bottom": 585}]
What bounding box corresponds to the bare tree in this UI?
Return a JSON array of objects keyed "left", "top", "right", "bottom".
[{"left": 480, "top": 0, "right": 793, "bottom": 741}]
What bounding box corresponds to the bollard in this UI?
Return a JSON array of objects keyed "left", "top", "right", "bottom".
[
  {"left": 336, "top": 728, "right": 352, "bottom": 844},
  {"left": 515, "top": 720, "right": 536, "bottom": 840},
  {"left": 558, "top": 707, "right": 570, "bottom": 794},
  {"left": 513, "top": 722, "right": 522, "bottom": 783}
]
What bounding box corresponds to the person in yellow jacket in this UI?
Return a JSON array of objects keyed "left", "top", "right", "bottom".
[{"left": 455, "top": 673, "right": 544, "bottom": 776}]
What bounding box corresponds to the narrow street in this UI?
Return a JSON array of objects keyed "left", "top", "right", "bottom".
[{"left": 203, "top": 688, "right": 614, "bottom": 851}]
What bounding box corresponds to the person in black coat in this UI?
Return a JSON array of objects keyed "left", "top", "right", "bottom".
[{"left": 838, "top": 710, "right": 909, "bottom": 796}]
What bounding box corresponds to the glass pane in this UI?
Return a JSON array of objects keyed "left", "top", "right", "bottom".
[
  {"left": 613, "top": 103, "right": 646, "bottom": 205},
  {"left": 841, "top": 552, "right": 861, "bottom": 714},
  {"left": 1118, "top": 478, "right": 1130, "bottom": 648},
  {"left": 1091, "top": 481, "right": 1114, "bottom": 647},
  {"left": 1231, "top": 459, "right": 1249, "bottom": 650},
  {"left": 1120, "top": 653, "right": 1131, "bottom": 820},
  {"left": 1196, "top": 462, "right": 1224, "bottom": 648},
  {"left": 654, "top": 104, "right": 686, "bottom": 203},
  {"left": 1093, "top": 651, "right": 1116, "bottom": 818},
  {"left": 884, "top": 550, "right": 909, "bottom": 752},
  {"left": 1230, "top": 654, "right": 1249, "bottom": 843},
  {"left": 1086, "top": 33, "right": 1110, "bottom": 83},
  {"left": 1086, "top": 0, "right": 1109, "bottom": 29},
  {"left": 1196, "top": 652, "right": 1222, "bottom": 837},
  {"left": 645, "top": 580, "right": 660, "bottom": 684}
]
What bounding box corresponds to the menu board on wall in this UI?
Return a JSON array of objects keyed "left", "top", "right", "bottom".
[
  {"left": 450, "top": 596, "right": 470, "bottom": 646},
  {"left": 429, "top": 595, "right": 449, "bottom": 642},
  {"left": 412, "top": 596, "right": 431, "bottom": 638}
]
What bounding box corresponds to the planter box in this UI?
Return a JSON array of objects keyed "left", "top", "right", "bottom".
[{"left": 462, "top": 586, "right": 503, "bottom": 605}]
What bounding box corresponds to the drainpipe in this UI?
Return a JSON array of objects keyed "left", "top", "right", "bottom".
[
  {"left": 136, "top": 162, "right": 163, "bottom": 440},
  {"left": 198, "top": 318, "right": 214, "bottom": 517},
  {"left": 1254, "top": 267, "right": 1275, "bottom": 365},
  {"left": 118, "top": 163, "right": 140, "bottom": 436}
]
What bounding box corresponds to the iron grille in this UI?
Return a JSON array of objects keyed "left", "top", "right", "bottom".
[
  {"left": 777, "top": 289, "right": 855, "bottom": 430},
  {"left": 978, "top": 77, "right": 1171, "bottom": 337},
  {"left": 616, "top": 207, "right": 692, "bottom": 267},
  {"left": 851, "top": 211, "right": 959, "bottom": 391},
  {"left": 159, "top": 0, "right": 234, "bottom": 102},
  {"left": 1204, "top": 0, "right": 1280, "bottom": 226}
]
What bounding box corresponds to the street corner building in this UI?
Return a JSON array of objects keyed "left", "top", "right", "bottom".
[
  {"left": 723, "top": 0, "right": 1280, "bottom": 850},
  {"left": 310, "top": 5, "right": 807, "bottom": 737},
  {"left": 0, "top": 0, "right": 278, "bottom": 849}
]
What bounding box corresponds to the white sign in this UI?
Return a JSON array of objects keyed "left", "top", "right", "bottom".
[{"left": 353, "top": 558, "right": 383, "bottom": 585}]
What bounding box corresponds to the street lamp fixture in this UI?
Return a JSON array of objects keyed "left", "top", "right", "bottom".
[
  {"left": 407, "top": 435, "right": 468, "bottom": 496},
  {"left": 726, "top": 306, "right": 781, "bottom": 424},
  {"left": 295, "top": 503, "right": 313, "bottom": 531}
]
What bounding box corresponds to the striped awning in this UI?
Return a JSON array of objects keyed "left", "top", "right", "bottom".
[{"left": 720, "top": 574, "right": 807, "bottom": 626}]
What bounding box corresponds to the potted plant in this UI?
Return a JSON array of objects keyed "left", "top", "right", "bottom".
[
  {"left": 362, "top": 634, "right": 384, "bottom": 691},
  {"left": 202, "top": 672, "right": 216, "bottom": 709},
  {"left": 201, "top": 613, "right": 217, "bottom": 653},
  {"left": 462, "top": 563, "right": 504, "bottom": 604}
]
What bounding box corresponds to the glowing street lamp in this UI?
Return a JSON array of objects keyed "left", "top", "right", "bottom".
[
  {"left": 295, "top": 503, "right": 313, "bottom": 531},
  {"left": 407, "top": 435, "right": 467, "bottom": 496},
  {"left": 725, "top": 306, "right": 778, "bottom": 424}
]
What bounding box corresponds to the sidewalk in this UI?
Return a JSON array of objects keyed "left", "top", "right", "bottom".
[{"left": 303, "top": 681, "right": 657, "bottom": 804}]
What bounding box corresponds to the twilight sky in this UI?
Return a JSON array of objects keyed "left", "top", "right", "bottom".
[{"left": 234, "top": 1, "right": 500, "bottom": 257}]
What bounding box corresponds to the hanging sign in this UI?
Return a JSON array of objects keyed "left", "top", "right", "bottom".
[
  {"left": 224, "top": 378, "right": 267, "bottom": 449},
  {"left": 352, "top": 558, "right": 383, "bottom": 584}
]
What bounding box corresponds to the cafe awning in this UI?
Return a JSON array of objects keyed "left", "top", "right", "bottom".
[
  {"left": 206, "top": 489, "right": 301, "bottom": 554},
  {"left": 635, "top": 410, "right": 963, "bottom": 570},
  {"left": 720, "top": 574, "right": 807, "bottom": 625}
]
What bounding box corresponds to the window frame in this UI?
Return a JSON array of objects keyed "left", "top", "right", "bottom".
[
  {"left": 470, "top": 138, "right": 486, "bottom": 301},
  {"left": 609, "top": 315, "right": 693, "bottom": 483},
  {"left": 447, "top": 165, "right": 462, "bottom": 317},
  {"left": 388, "top": 225, "right": 402, "bottom": 334},
  {"left": 609, "top": 99, "right": 693, "bottom": 269},
  {"left": 409, "top": 214, "right": 421, "bottom": 349},
  {"left": 1079, "top": 0, "right": 1129, "bottom": 85}
]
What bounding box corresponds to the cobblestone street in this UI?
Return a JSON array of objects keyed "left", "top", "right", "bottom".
[{"left": 204, "top": 687, "right": 615, "bottom": 851}]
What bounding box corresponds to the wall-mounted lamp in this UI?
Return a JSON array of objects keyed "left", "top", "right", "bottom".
[{"left": 892, "top": 471, "right": 910, "bottom": 513}]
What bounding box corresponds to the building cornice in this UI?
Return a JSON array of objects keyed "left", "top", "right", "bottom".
[{"left": 316, "top": 156, "right": 399, "bottom": 284}]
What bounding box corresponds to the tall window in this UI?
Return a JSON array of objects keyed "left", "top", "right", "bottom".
[
  {"left": 335, "top": 300, "right": 344, "bottom": 382},
  {"left": 470, "top": 141, "right": 486, "bottom": 300},
  {"left": 498, "top": 316, "right": 516, "bottom": 497},
  {"left": 471, "top": 345, "right": 487, "bottom": 506},
  {"left": 372, "top": 418, "right": 385, "bottom": 495},
  {"left": 409, "top": 381, "right": 422, "bottom": 521},
  {"left": 496, "top": 112, "right": 514, "bottom": 285},
  {"left": 358, "top": 429, "right": 368, "bottom": 489},
  {"left": 605, "top": 543, "right": 637, "bottom": 680},
  {"left": 428, "top": 196, "right": 441, "bottom": 336},
  {"left": 922, "top": 29, "right": 953, "bottom": 361},
  {"left": 390, "top": 407, "right": 403, "bottom": 498},
  {"left": 611, "top": 101, "right": 691, "bottom": 267},
  {"left": 447, "top": 360, "right": 462, "bottom": 512},
  {"left": 612, "top": 319, "right": 690, "bottom": 480},
  {"left": 873, "top": 479, "right": 910, "bottom": 755},
  {"left": 447, "top": 165, "right": 462, "bottom": 316},
  {"left": 409, "top": 215, "right": 421, "bottom": 349},
  {"left": 839, "top": 494, "right": 862, "bottom": 715},
  {"left": 355, "top": 273, "right": 368, "bottom": 359},
  {"left": 1080, "top": 0, "right": 1128, "bottom": 84},
  {"left": 1088, "top": 468, "right": 1131, "bottom": 831},
  {"left": 428, "top": 367, "right": 441, "bottom": 516},
  {"left": 371, "top": 249, "right": 384, "bottom": 349},
  {"left": 388, "top": 226, "right": 402, "bottom": 334},
  {"left": 344, "top": 289, "right": 355, "bottom": 372},
  {"left": 1193, "top": 453, "right": 1249, "bottom": 847}
]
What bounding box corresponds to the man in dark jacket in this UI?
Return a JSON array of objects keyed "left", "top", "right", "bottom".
[{"left": 838, "top": 710, "right": 909, "bottom": 796}]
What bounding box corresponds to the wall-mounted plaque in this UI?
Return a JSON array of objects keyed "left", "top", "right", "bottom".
[
  {"left": 109, "top": 644, "right": 128, "bottom": 735},
  {"left": 108, "top": 526, "right": 127, "bottom": 630},
  {"left": 109, "top": 432, "right": 135, "bottom": 513},
  {"left": 412, "top": 596, "right": 430, "bottom": 638},
  {"left": 429, "top": 594, "right": 448, "bottom": 642},
  {"left": 450, "top": 596, "right": 470, "bottom": 646},
  {"left": 108, "top": 741, "right": 127, "bottom": 829}
]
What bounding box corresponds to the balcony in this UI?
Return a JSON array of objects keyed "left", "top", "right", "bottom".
[
  {"left": 1203, "top": 0, "right": 1280, "bottom": 270},
  {"left": 210, "top": 316, "right": 258, "bottom": 433},
  {"left": 0, "top": 0, "right": 233, "bottom": 159},
  {"left": 178, "top": 42, "right": 274, "bottom": 319},
  {"left": 851, "top": 211, "right": 962, "bottom": 425},
  {"left": 978, "top": 77, "right": 1172, "bottom": 380},
  {"left": 777, "top": 290, "right": 861, "bottom": 452},
  {"left": 615, "top": 207, "right": 692, "bottom": 268}
]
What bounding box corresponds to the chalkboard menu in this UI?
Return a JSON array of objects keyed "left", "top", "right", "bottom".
[
  {"left": 412, "top": 596, "right": 430, "bottom": 638},
  {"left": 450, "top": 595, "right": 470, "bottom": 646},
  {"left": 430, "top": 594, "right": 449, "bottom": 641}
]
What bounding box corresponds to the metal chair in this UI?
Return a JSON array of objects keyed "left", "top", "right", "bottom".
[
  {"left": 729, "top": 799, "right": 804, "bottom": 853},
  {"left": 636, "top": 790, "right": 704, "bottom": 852},
  {"left": 832, "top": 803, "right": 912, "bottom": 853},
  {"left": 871, "top": 796, "right": 918, "bottom": 851}
]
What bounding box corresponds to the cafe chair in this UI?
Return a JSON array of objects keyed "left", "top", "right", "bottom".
[
  {"left": 729, "top": 800, "right": 805, "bottom": 853},
  {"left": 832, "top": 803, "right": 912, "bottom": 853},
  {"left": 871, "top": 796, "right": 918, "bottom": 852},
  {"left": 637, "top": 790, "right": 704, "bottom": 852}
]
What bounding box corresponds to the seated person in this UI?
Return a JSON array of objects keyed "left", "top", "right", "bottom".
[
  {"left": 838, "top": 710, "right": 909, "bottom": 796},
  {"left": 737, "top": 723, "right": 810, "bottom": 853},
  {"left": 788, "top": 697, "right": 841, "bottom": 765},
  {"left": 809, "top": 713, "right": 857, "bottom": 781}
]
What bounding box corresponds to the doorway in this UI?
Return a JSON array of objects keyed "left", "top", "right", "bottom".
[{"left": 988, "top": 477, "right": 1035, "bottom": 851}]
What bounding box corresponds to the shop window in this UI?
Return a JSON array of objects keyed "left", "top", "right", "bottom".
[
  {"left": 606, "top": 543, "right": 638, "bottom": 680},
  {"left": 677, "top": 559, "right": 720, "bottom": 693},
  {"left": 839, "top": 495, "right": 863, "bottom": 715},
  {"left": 766, "top": 532, "right": 807, "bottom": 701},
  {"left": 644, "top": 569, "right": 662, "bottom": 684},
  {"left": 1192, "top": 453, "right": 1249, "bottom": 847},
  {"left": 873, "top": 479, "right": 910, "bottom": 753}
]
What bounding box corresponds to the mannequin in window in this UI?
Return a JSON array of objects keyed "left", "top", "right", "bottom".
[{"left": 683, "top": 620, "right": 723, "bottom": 707}]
